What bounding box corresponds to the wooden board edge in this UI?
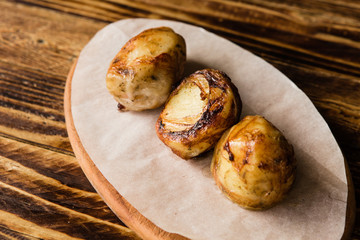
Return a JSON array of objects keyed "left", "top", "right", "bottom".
[
  {"left": 64, "top": 60, "right": 189, "bottom": 240},
  {"left": 342, "top": 159, "right": 356, "bottom": 240}
]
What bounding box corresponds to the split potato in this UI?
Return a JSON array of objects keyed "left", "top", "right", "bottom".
[
  {"left": 156, "top": 69, "right": 242, "bottom": 159},
  {"left": 211, "top": 115, "right": 296, "bottom": 210},
  {"left": 106, "top": 27, "right": 186, "bottom": 111}
]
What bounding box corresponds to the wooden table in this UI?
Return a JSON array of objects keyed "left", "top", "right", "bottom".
[{"left": 1, "top": 0, "right": 359, "bottom": 239}]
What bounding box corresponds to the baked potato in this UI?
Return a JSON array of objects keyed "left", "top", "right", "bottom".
[
  {"left": 211, "top": 115, "right": 296, "bottom": 210},
  {"left": 106, "top": 27, "right": 186, "bottom": 111},
  {"left": 156, "top": 69, "right": 242, "bottom": 159}
]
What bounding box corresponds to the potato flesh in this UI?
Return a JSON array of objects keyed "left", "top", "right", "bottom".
[
  {"left": 161, "top": 76, "right": 209, "bottom": 131},
  {"left": 211, "top": 115, "right": 296, "bottom": 210},
  {"left": 106, "top": 27, "right": 186, "bottom": 111},
  {"left": 156, "top": 69, "right": 241, "bottom": 159}
]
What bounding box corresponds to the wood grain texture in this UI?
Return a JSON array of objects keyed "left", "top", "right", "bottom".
[
  {"left": 0, "top": 134, "right": 141, "bottom": 239},
  {"left": 0, "top": 1, "right": 140, "bottom": 239},
  {"left": 0, "top": 0, "right": 359, "bottom": 239}
]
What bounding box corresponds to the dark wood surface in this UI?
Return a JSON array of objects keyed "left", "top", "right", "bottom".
[{"left": 0, "top": 0, "right": 359, "bottom": 239}]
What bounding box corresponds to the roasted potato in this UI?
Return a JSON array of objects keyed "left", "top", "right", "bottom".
[
  {"left": 211, "top": 115, "right": 296, "bottom": 210},
  {"left": 156, "top": 69, "right": 242, "bottom": 159},
  {"left": 106, "top": 27, "right": 186, "bottom": 111}
]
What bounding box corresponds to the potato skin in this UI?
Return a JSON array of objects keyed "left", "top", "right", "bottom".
[
  {"left": 211, "top": 115, "right": 296, "bottom": 210},
  {"left": 106, "top": 27, "right": 186, "bottom": 111},
  {"left": 156, "top": 69, "right": 242, "bottom": 159}
]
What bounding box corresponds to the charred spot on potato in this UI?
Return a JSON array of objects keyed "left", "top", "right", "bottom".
[
  {"left": 199, "top": 90, "right": 207, "bottom": 100},
  {"left": 203, "top": 70, "right": 228, "bottom": 91},
  {"left": 274, "top": 158, "right": 282, "bottom": 164},
  {"left": 158, "top": 120, "right": 165, "bottom": 130},
  {"left": 243, "top": 158, "right": 249, "bottom": 165},
  {"left": 244, "top": 147, "right": 252, "bottom": 163},
  {"left": 258, "top": 162, "right": 269, "bottom": 169},
  {"left": 117, "top": 103, "right": 126, "bottom": 111},
  {"left": 192, "top": 105, "right": 224, "bottom": 132},
  {"left": 115, "top": 68, "right": 131, "bottom": 75},
  {"left": 224, "top": 141, "right": 234, "bottom": 161}
]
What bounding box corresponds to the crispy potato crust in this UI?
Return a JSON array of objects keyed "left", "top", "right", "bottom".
[
  {"left": 106, "top": 27, "right": 186, "bottom": 111},
  {"left": 211, "top": 115, "right": 296, "bottom": 210},
  {"left": 156, "top": 69, "right": 242, "bottom": 159}
]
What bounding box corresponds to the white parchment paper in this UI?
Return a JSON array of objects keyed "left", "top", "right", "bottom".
[{"left": 71, "top": 19, "right": 348, "bottom": 240}]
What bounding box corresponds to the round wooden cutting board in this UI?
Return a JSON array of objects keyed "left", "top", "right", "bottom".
[{"left": 65, "top": 59, "right": 355, "bottom": 240}]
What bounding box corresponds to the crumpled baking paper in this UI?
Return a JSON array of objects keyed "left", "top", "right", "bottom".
[{"left": 71, "top": 18, "right": 348, "bottom": 240}]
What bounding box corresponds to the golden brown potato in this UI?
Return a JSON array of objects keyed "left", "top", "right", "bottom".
[
  {"left": 106, "top": 27, "right": 186, "bottom": 111},
  {"left": 156, "top": 69, "right": 242, "bottom": 159},
  {"left": 211, "top": 115, "right": 296, "bottom": 210}
]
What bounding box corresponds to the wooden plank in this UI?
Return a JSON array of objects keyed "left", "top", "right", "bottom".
[
  {"left": 0, "top": 210, "right": 82, "bottom": 240},
  {"left": 17, "top": 0, "right": 360, "bottom": 74},
  {"left": 0, "top": 182, "right": 140, "bottom": 239},
  {"left": 0, "top": 1, "right": 106, "bottom": 151},
  {"left": 0, "top": 1, "right": 105, "bottom": 76},
  {"left": 0, "top": 134, "right": 141, "bottom": 239}
]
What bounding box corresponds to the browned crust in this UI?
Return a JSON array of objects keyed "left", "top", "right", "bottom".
[
  {"left": 108, "top": 27, "right": 183, "bottom": 73},
  {"left": 211, "top": 116, "right": 296, "bottom": 210},
  {"left": 106, "top": 26, "right": 186, "bottom": 111},
  {"left": 156, "top": 69, "right": 242, "bottom": 159}
]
